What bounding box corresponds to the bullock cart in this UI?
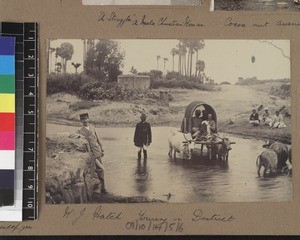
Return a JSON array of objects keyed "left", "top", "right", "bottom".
[{"left": 180, "top": 101, "right": 234, "bottom": 160}]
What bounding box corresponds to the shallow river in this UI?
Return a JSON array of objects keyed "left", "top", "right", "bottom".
[{"left": 47, "top": 124, "right": 293, "bottom": 203}]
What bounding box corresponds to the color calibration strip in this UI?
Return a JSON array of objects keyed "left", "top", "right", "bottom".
[
  {"left": 0, "top": 37, "right": 15, "bottom": 207},
  {"left": 0, "top": 22, "right": 39, "bottom": 221},
  {"left": 0, "top": 22, "right": 24, "bottom": 221}
]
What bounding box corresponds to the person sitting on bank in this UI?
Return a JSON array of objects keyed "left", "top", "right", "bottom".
[
  {"left": 191, "top": 110, "right": 202, "bottom": 135},
  {"left": 261, "top": 108, "right": 272, "bottom": 125},
  {"left": 270, "top": 111, "right": 286, "bottom": 129},
  {"left": 76, "top": 113, "right": 107, "bottom": 195},
  {"left": 249, "top": 109, "right": 260, "bottom": 126}
]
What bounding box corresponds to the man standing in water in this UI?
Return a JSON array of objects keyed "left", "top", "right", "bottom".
[
  {"left": 77, "top": 113, "right": 108, "bottom": 194},
  {"left": 134, "top": 113, "right": 152, "bottom": 160}
]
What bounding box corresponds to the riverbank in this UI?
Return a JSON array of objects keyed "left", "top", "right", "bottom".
[
  {"left": 46, "top": 134, "right": 164, "bottom": 204},
  {"left": 47, "top": 84, "right": 291, "bottom": 143}
]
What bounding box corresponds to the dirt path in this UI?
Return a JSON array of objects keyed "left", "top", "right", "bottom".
[{"left": 170, "top": 85, "right": 274, "bottom": 120}]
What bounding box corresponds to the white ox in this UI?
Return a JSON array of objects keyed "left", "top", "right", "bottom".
[{"left": 168, "top": 130, "right": 193, "bottom": 160}]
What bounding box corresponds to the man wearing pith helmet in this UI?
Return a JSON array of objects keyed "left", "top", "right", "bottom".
[
  {"left": 134, "top": 113, "right": 152, "bottom": 161},
  {"left": 76, "top": 113, "right": 108, "bottom": 195}
]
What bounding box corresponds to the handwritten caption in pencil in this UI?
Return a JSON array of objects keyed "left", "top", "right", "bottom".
[
  {"left": 98, "top": 11, "right": 205, "bottom": 28},
  {"left": 125, "top": 210, "right": 184, "bottom": 233},
  {"left": 0, "top": 223, "right": 33, "bottom": 233}
]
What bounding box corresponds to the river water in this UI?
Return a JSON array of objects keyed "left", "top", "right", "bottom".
[{"left": 47, "top": 124, "right": 293, "bottom": 203}]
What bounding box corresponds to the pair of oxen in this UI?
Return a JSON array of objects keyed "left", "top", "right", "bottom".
[
  {"left": 257, "top": 141, "right": 292, "bottom": 177},
  {"left": 168, "top": 130, "right": 231, "bottom": 161}
]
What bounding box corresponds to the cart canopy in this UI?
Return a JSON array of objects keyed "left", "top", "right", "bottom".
[{"left": 181, "top": 101, "right": 217, "bottom": 133}]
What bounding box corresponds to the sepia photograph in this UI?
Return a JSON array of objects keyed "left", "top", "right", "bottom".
[
  {"left": 82, "top": 0, "right": 202, "bottom": 5},
  {"left": 46, "top": 39, "right": 292, "bottom": 204},
  {"left": 212, "top": 0, "right": 300, "bottom": 11}
]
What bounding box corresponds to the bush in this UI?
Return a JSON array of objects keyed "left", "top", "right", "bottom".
[
  {"left": 47, "top": 73, "right": 99, "bottom": 95},
  {"left": 166, "top": 71, "right": 180, "bottom": 80},
  {"left": 269, "top": 84, "right": 290, "bottom": 99},
  {"left": 47, "top": 73, "right": 176, "bottom": 102},
  {"left": 138, "top": 70, "right": 163, "bottom": 81}
]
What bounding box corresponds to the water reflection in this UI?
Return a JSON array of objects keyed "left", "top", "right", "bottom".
[{"left": 134, "top": 159, "right": 150, "bottom": 194}]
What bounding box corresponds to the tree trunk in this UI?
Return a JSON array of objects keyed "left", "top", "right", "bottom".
[
  {"left": 187, "top": 52, "right": 190, "bottom": 77},
  {"left": 178, "top": 54, "right": 181, "bottom": 75},
  {"left": 172, "top": 55, "right": 174, "bottom": 72},
  {"left": 190, "top": 52, "right": 193, "bottom": 78},
  {"left": 63, "top": 59, "right": 67, "bottom": 74},
  {"left": 49, "top": 52, "right": 52, "bottom": 74},
  {"left": 183, "top": 53, "right": 186, "bottom": 76},
  {"left": 46, "top": 41, "right": 50, "bottom": 74}
]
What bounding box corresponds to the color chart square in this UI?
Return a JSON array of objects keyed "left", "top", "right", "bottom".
[
  {"left": 0, "top": 56, "right": 15, "bottom": 75},
  {"left": 0, "top": 170, "right": 14, "bottom": 189},
  {"left": 0, "top": 75, "right": 15, "bottom": 93},
  {"left": 0, "top": 94, "right": 15, "bottom": 112},
  {"left": 0, "top": 131, "right": 15, "bottom": 150},
  {"left": 0, "top": 150, "right": 15, "bottom": 169},
  {"left": 0, "top": 113, "right": 15, "bottom": 131},
  {"left": 0, "top": 37, "right": 15, "bottom": 55}
]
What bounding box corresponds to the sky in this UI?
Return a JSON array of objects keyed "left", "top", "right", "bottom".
[{"left": 49, "top": 39, "right": 290, "bottom": 84}]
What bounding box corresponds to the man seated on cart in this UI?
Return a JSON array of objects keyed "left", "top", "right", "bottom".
[
  {"left": 193, "top": 113, "right": 217, "bottom": 141},
  {"left": 191, "top": 109, "right": 203, "bottom": 135}
]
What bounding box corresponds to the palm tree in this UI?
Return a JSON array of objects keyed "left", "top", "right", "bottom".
[
  {"left": 180, "top": 40, "right": 205, "bottom": 77},
  {"left": 179, "top": 40, "right": 188, "bottom": 76},
  {"left": 177, "top": 45, "right": 182, "bottom": 75},
  {"left": 56, "top": 42, "right": 74, "bottom": 74},
  {"left": 49, "top": 47, "right": 56, "bottom": 73},
  {"left": 195, "top": 60, "right": 205, "bottom": 83},
  {"left": 170, "top": 48, "right": 179, "bottom": 72},
  {"left": 72, "top": 62, "right": 81, "bottom": 74},
  {"left": 177, "top": 42, "right": 187, "bottom": 76},
  {"left": 163, "top": 58, "right": 169, "bottom": 75},
  {"left": 156, "top": 55, "right": 161, "bottom": 70}
]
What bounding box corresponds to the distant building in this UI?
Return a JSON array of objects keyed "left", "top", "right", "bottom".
[
  {"left": 170, "top": 0, "right": 202, "bottom": 5},
  {"left": 118, "top": 75, "right": 150, "bottom": 90}
]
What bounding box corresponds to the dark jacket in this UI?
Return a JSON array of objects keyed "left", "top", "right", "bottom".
[
  {"left": 250, "top": 113, "right": 259, "bottom": 121},
  {"left": 134, "top": 121, "right": 152, "bottom": 147}
]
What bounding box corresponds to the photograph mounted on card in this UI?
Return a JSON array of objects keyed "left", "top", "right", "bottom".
[
  {"left": 212, "top": 0, "right": 300, "bottom": 11},
  {"left": 83, "top": 0, "right": 202, "bottom": 6},
  {"left": 46, "top": 39, "right": 292, "bottom": 205}
]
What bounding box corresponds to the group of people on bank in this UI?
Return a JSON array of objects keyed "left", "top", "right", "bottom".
[{"left": 249, "top": 108, "right": 287, "bottom": 129}]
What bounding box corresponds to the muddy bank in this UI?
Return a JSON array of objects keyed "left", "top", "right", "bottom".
[{"left": 46, "top": 134, "right": 164, "bottom": 204}]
